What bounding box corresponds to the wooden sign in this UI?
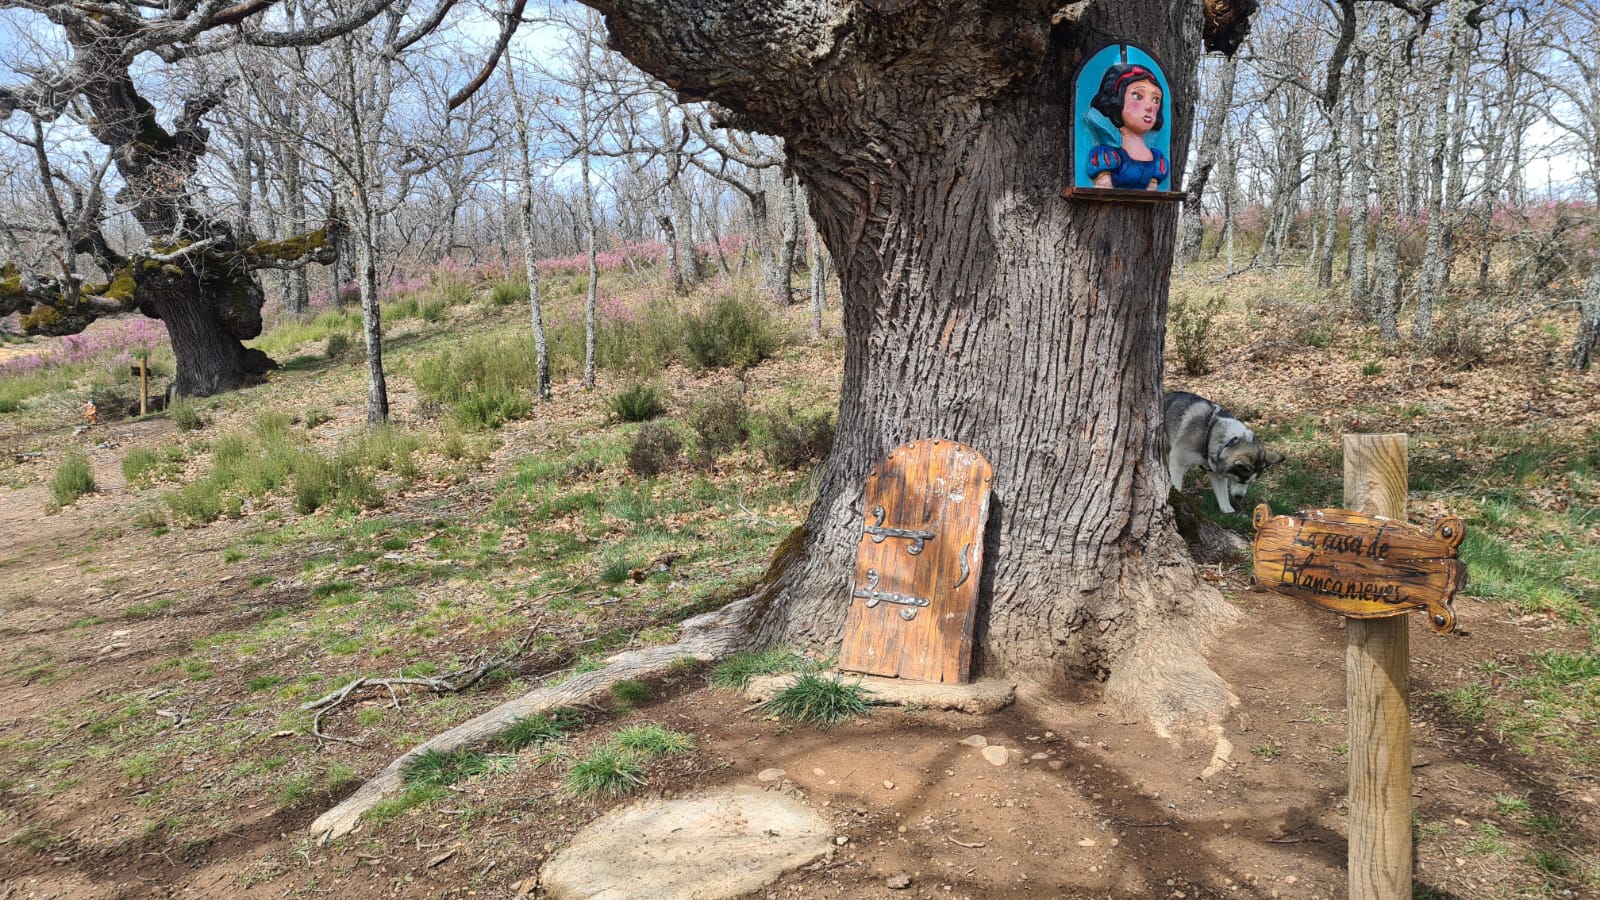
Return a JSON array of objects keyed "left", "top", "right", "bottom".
[
  {"left": 1061, "top": 43, "right": 1186, "bottom": 203},
  {"left": 1251, "top": 505, "right": 1465, "bottom": 634},
  {"left": 839, "top": 440, "right": 994, "bottom": 683}
]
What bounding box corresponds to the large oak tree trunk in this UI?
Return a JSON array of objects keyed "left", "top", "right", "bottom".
[
  {"left": 147, "top": 272, "right": 276, "bottom": 397},
  {"left": 590, "top": 0, "right": 1242, "bottom": 723}
]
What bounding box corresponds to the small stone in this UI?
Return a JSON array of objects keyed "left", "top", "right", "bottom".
[
  {"left": 1453, "top": 818, "right": 1470, "bottom": 826},
  {"left": 959, "top": 735, "right": 988, "bottom": 748},
  {"left": 110, "top": 629, "right": 132, "bottom": 638},
  {"left": 813, "top": 768, "right": 826, "bottom": 776},
  {"left": 1077, "top": 839, "right": 1096, "bottom": 847},
  {"left": 1109, "top": 838, "right": 1119, "bottom": 847},
  {"left": 981, "top": 746, "right": 1009, "bottom": 767},
  {"left": 834, "top": 836, "right": 849, "bottom": 846},
  {"left": 884, "top": 781, "right": 896, "bottom": 790},
  {"left": 897, "top": 825, "right": 907, "bottom": 834},
  {"left": 1047, "top": 761, "right": 1064, "bottom": 770},
  {"left": 1030, "top": 752, "right": 1048, "bottom": 760},
  {"left": 886, "top": 873, "right": 913, "bottom": 890},
  {"left": 757, "top": 768, "right": 787, "bottom": 782}
]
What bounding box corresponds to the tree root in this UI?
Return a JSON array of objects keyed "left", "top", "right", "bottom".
[{"left": 308, "top": 597, "right": 757, "bottom": 844}]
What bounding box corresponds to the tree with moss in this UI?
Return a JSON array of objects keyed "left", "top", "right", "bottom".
[{"left": 0, "top": 0, "right": 455, "bottom": 396}]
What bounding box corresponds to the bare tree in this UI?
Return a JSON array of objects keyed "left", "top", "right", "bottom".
[
  {"left": 0, "top": 0, "right": 462, "bottom": 395},
  {"left": 504, "top": 46, "right": 551, "bottom": 400},
  {"left": 1537, "top": 0, "right": 1600, "bottom": 368}
]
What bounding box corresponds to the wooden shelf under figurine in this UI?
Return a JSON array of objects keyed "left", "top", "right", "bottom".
[{"left": 1061, "top": 186, "right": 1188, "bottom": 203}]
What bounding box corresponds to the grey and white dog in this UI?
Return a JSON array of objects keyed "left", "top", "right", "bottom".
[{"left": 1162, "top": 391, "right": 1284, "bottom": 514}]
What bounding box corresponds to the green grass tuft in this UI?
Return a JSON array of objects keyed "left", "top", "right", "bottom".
[
  {"left": 609, "top": 724, "right": 695, "bottom": 758},
  {"left": 499, "top": 708, "right": 583, "bottom": 751},
  {"left": 401, "top": 748, "right": 495, "bottom": 788},
  {"left": 756, "top": 673, "right": 872, "bottom": 727},
  {"left": 563, "top": 746, "right": 645, "bottom": 797},
  {"left": 610, "top": 679, "right": 651, "bottom": 710},
  {"left": 709, "top": 648, "right": 812, "bottom": 689}
]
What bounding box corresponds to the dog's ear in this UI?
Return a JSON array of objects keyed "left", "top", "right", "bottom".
[{"left": 1265, "top": 450, "right": 1286, "bottom": 467}]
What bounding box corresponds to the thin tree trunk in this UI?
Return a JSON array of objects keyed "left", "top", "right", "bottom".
[
  {"left": 1415, "top": 0, "right": 1467, "bottom": 343},
  {"left": 1347, "top": 48, "right": 1372, "bottom": 318},
  {"left": 357, "top": 203, "right": 389, "bottom": 424},
  {"left": 1179, "top": 56, "right": 1237, "bottom": 267},
  {"left": 580, "top": 33, "right": 599, "bottom": 392},
  {"left": 1573, "top": 264, "right": 1600, "bottom": 371},
  {"left": 1371, "top": 16, "right": 1402, "bottom": 340},
  {"left": 506, "top": 57, "right": 551, "bottom": 401},
  {"left": 809, "top": 208, "right": 829, "bottom": 337}
]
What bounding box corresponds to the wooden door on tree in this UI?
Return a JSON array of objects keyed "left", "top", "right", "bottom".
[{"left": 839, "top": 440, "right": 994, "bottom": 683}]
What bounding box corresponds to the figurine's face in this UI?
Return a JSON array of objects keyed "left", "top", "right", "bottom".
[{"left": 1121, "top": 79, "right": 1162, "bottom": 136}]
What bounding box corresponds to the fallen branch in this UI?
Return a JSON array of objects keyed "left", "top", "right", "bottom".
[
  {"left": 302, "top": 622, "right": 544, "bottom": 747},
  {"left": 308, "top": 596, "right": 758, "bottom": 844}
]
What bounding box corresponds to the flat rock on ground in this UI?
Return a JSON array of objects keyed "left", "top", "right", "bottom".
[
  {"left": 538, "top": 787, "right": 834, "bottom": 899},
  {"left": 743, "top": 673, "right": 1016, "bottom": 714}
]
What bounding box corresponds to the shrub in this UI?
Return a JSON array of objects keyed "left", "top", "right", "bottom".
[
  {"left": 164, "top": 481, "right": 224, "bottom": 525},
  {"left": 1430, "top": 305, "right": 1492, "bottom": 370},
  {"left": 489, "top": 281, "right": 527, "bottom": 306},
  {"left": 1168, "top": 292, "right": 1224, "bottom": 376},
  {"left": 687, "top": 386, "right": 749, "bottom": 465},
  {"left": 168, "top": 396, "right": 204, "bottom": 431},
  {"left": 597, "top": 301, "right": 685, "bottom": 376},
  {"left": 324, "top": 333, "right": 351, "bottom": 358},
  {"left": 626, "top": 423, "right": 682, "bottom": 477},
  {"left": 50, "top": 452, "right": 96, "bottom": 506},
  {"left": 760, "top": 406, "right": 835, "bottom": 470},
  {"left": 414, "top": 336, "right": 540, "bottom": 427},
  {"left": 683, "top": 294, "right": 782, "bottom": 371},
  {"left": 419, "top": 297, "right": 449, "bottom": 323},
  {"left": 385, "top": 297, "right": 420, "bottom": 321},
  {"left": 121, "top": 446, "right": 163, "bottom": 484},
  {"left": 455, "top": 389, "right": 531, "bottom": 430},
  {"left": 608, "top": 381, "right": 668, "bottom": 423}
]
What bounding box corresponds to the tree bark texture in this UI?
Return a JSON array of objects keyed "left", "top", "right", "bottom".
[{"left": 586, "top": 0, "right": 1238, "bottom": 719}]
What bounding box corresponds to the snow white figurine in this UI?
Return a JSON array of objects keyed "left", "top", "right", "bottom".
[{"left": 1085, "top": 62, "right": 1169, "bottom": 191}]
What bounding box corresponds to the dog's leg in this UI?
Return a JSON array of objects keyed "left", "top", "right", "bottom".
[
  {"left": 1209, "top": 473, "right": 1235, "bottom": 514},
  {"left": 1168, "top": 455, "right": 1188, "bottom": 492}
]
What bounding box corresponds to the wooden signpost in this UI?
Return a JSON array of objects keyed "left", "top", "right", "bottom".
[
  {"left": 130, "top": 359, "right": 149, "bottom": 416},
  {"left": 1251, "top": 434, "right": 1468, "bottom": 900},
  {"left": 839, "top": 439, "right": 994, "bottom": 683}
]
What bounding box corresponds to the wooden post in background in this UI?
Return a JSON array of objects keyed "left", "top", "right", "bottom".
[
  {"left": 1342, "top": 433, "right": 1411, "bottom": 899},
  {"left": 137, "top": 360, "right": 148, "bottom": 416}
]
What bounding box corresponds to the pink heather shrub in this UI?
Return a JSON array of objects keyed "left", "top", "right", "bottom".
[
  {"left": 536, "top": 240, "right": 668, "bottom": 276},
  {"left": 699, "top": 234, "right": 749, "bottom": 259},
  {"left": 0, "top": 316, "right": 169, "bottom": 378}
]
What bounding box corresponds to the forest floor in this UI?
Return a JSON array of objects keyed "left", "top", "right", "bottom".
[{"left": 1, "top": 263, "right": 1598, "bottom": 899}]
